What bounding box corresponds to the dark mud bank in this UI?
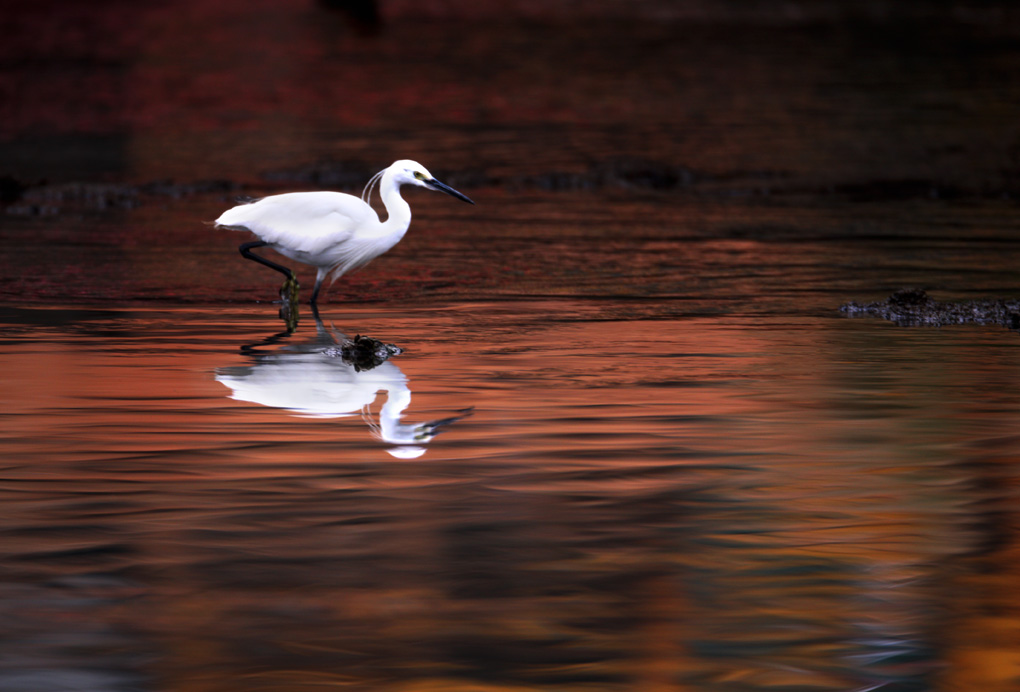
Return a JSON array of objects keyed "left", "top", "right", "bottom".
[
  {"left": 5, "top": 157, "right": 1020, "bottom": 217},
  {"left": 0, "top": 158, "right": 702, "bottom": 216}
]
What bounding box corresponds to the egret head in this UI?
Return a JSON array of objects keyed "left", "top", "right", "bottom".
[{"left": 392, "top": 159, "right": 475, "bottom": 205}]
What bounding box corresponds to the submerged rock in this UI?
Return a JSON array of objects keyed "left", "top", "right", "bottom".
[{"left": 841, "top": 289, "right": 1020, "bottom": 330}]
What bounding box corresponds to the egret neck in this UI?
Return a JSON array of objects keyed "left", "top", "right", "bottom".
[{"left": 378, "top": 167, "right": 413, "bottom": 239}]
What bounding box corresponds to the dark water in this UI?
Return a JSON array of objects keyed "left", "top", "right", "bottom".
[{"left": 3, "top": 2, "right": 1020, "bottom": 691}]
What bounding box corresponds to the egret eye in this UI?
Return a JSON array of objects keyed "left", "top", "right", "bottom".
[{"left": 413, "top": 171, "right": 427, "bottom": 181}]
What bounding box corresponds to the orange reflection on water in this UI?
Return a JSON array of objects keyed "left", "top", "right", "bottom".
[{"left": 1, "top": 303, "right": 1020, "bottom": 690}]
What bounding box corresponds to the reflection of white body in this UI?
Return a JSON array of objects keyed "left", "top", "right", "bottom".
[{"left": 216, "top": 325, "right": 461, "bottom": 458}]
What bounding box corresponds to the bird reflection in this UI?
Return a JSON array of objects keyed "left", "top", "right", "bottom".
[{"left": 216, "top": 312, "right": 470, "bottom": 458}]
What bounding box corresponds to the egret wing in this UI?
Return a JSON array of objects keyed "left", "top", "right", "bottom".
[{"left": 216, "top": 192, "right": 377, "bottom": 256}]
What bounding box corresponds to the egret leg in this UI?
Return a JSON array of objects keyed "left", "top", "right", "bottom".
[
  {"left": 311, "top": 270, "right": 327, "bottom": 306},
  {"left": 278, "top": 296, "right": 299, "bottom": 333},
  {"left": 239, "top": 241, "right": 299, "bottom": 304},
  {"left": 280, "top": 275, "right": 300, "bottom": 306},
  {"left": 239, "top": 241, "right": 294, "bottom": 280}
]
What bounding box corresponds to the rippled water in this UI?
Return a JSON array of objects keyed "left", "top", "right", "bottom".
[{"left": 3, "top": 296, "right": 1020, "bottom": 691}]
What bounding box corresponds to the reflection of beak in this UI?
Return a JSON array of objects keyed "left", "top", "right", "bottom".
[
  {"left": 419, "top": 409, "right": 473, "bottom": 438},
  {"left": 426, "top": 178, "right": 475, "bottom": 205}
]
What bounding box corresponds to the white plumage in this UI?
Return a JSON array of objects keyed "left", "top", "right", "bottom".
[{"left": 215, "top": 159, "right": 474, "bottom": 304}]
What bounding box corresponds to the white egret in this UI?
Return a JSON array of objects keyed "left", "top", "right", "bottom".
[{"left": 215, "top": 160, "right": 474, "bottom": 304}]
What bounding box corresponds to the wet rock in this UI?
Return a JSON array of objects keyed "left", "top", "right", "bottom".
[
  {"left": 139, "top": 178, "right": 237, "bottom": 199},
  {"left": 325, "top": 334, "right": 403, "bottom": 372},
  {"left": 2, "top": 178, "right": 238, "bottom": 215},
  {"left": 4, "top": 182, "right": 139, "bottom": 215},
  {"left": 841, "top": 289, "right": 1020, "bottom": 329}
]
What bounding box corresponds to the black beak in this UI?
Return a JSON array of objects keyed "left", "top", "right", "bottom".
[{"left": 427, "top": 178, "right": 475, "bottom": 205}]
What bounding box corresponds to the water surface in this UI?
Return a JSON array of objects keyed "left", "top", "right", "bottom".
[{"left": 3, "top": 298, "right": 1020, "bottom": 691}]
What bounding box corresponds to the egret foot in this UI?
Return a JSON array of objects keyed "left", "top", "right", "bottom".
[
  {"left": 278, "top": 295, "right": 299, "bottom": 333},
  {"left": 278, "top": 277, "right": 300, "bottom": 332},
  {"left": 280, "top": 275, "right": 300, "bottom": 305}
]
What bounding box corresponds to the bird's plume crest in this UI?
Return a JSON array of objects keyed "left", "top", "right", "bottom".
[{"left": 362, "top": 169, "right": 385, "bottom": 206}]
